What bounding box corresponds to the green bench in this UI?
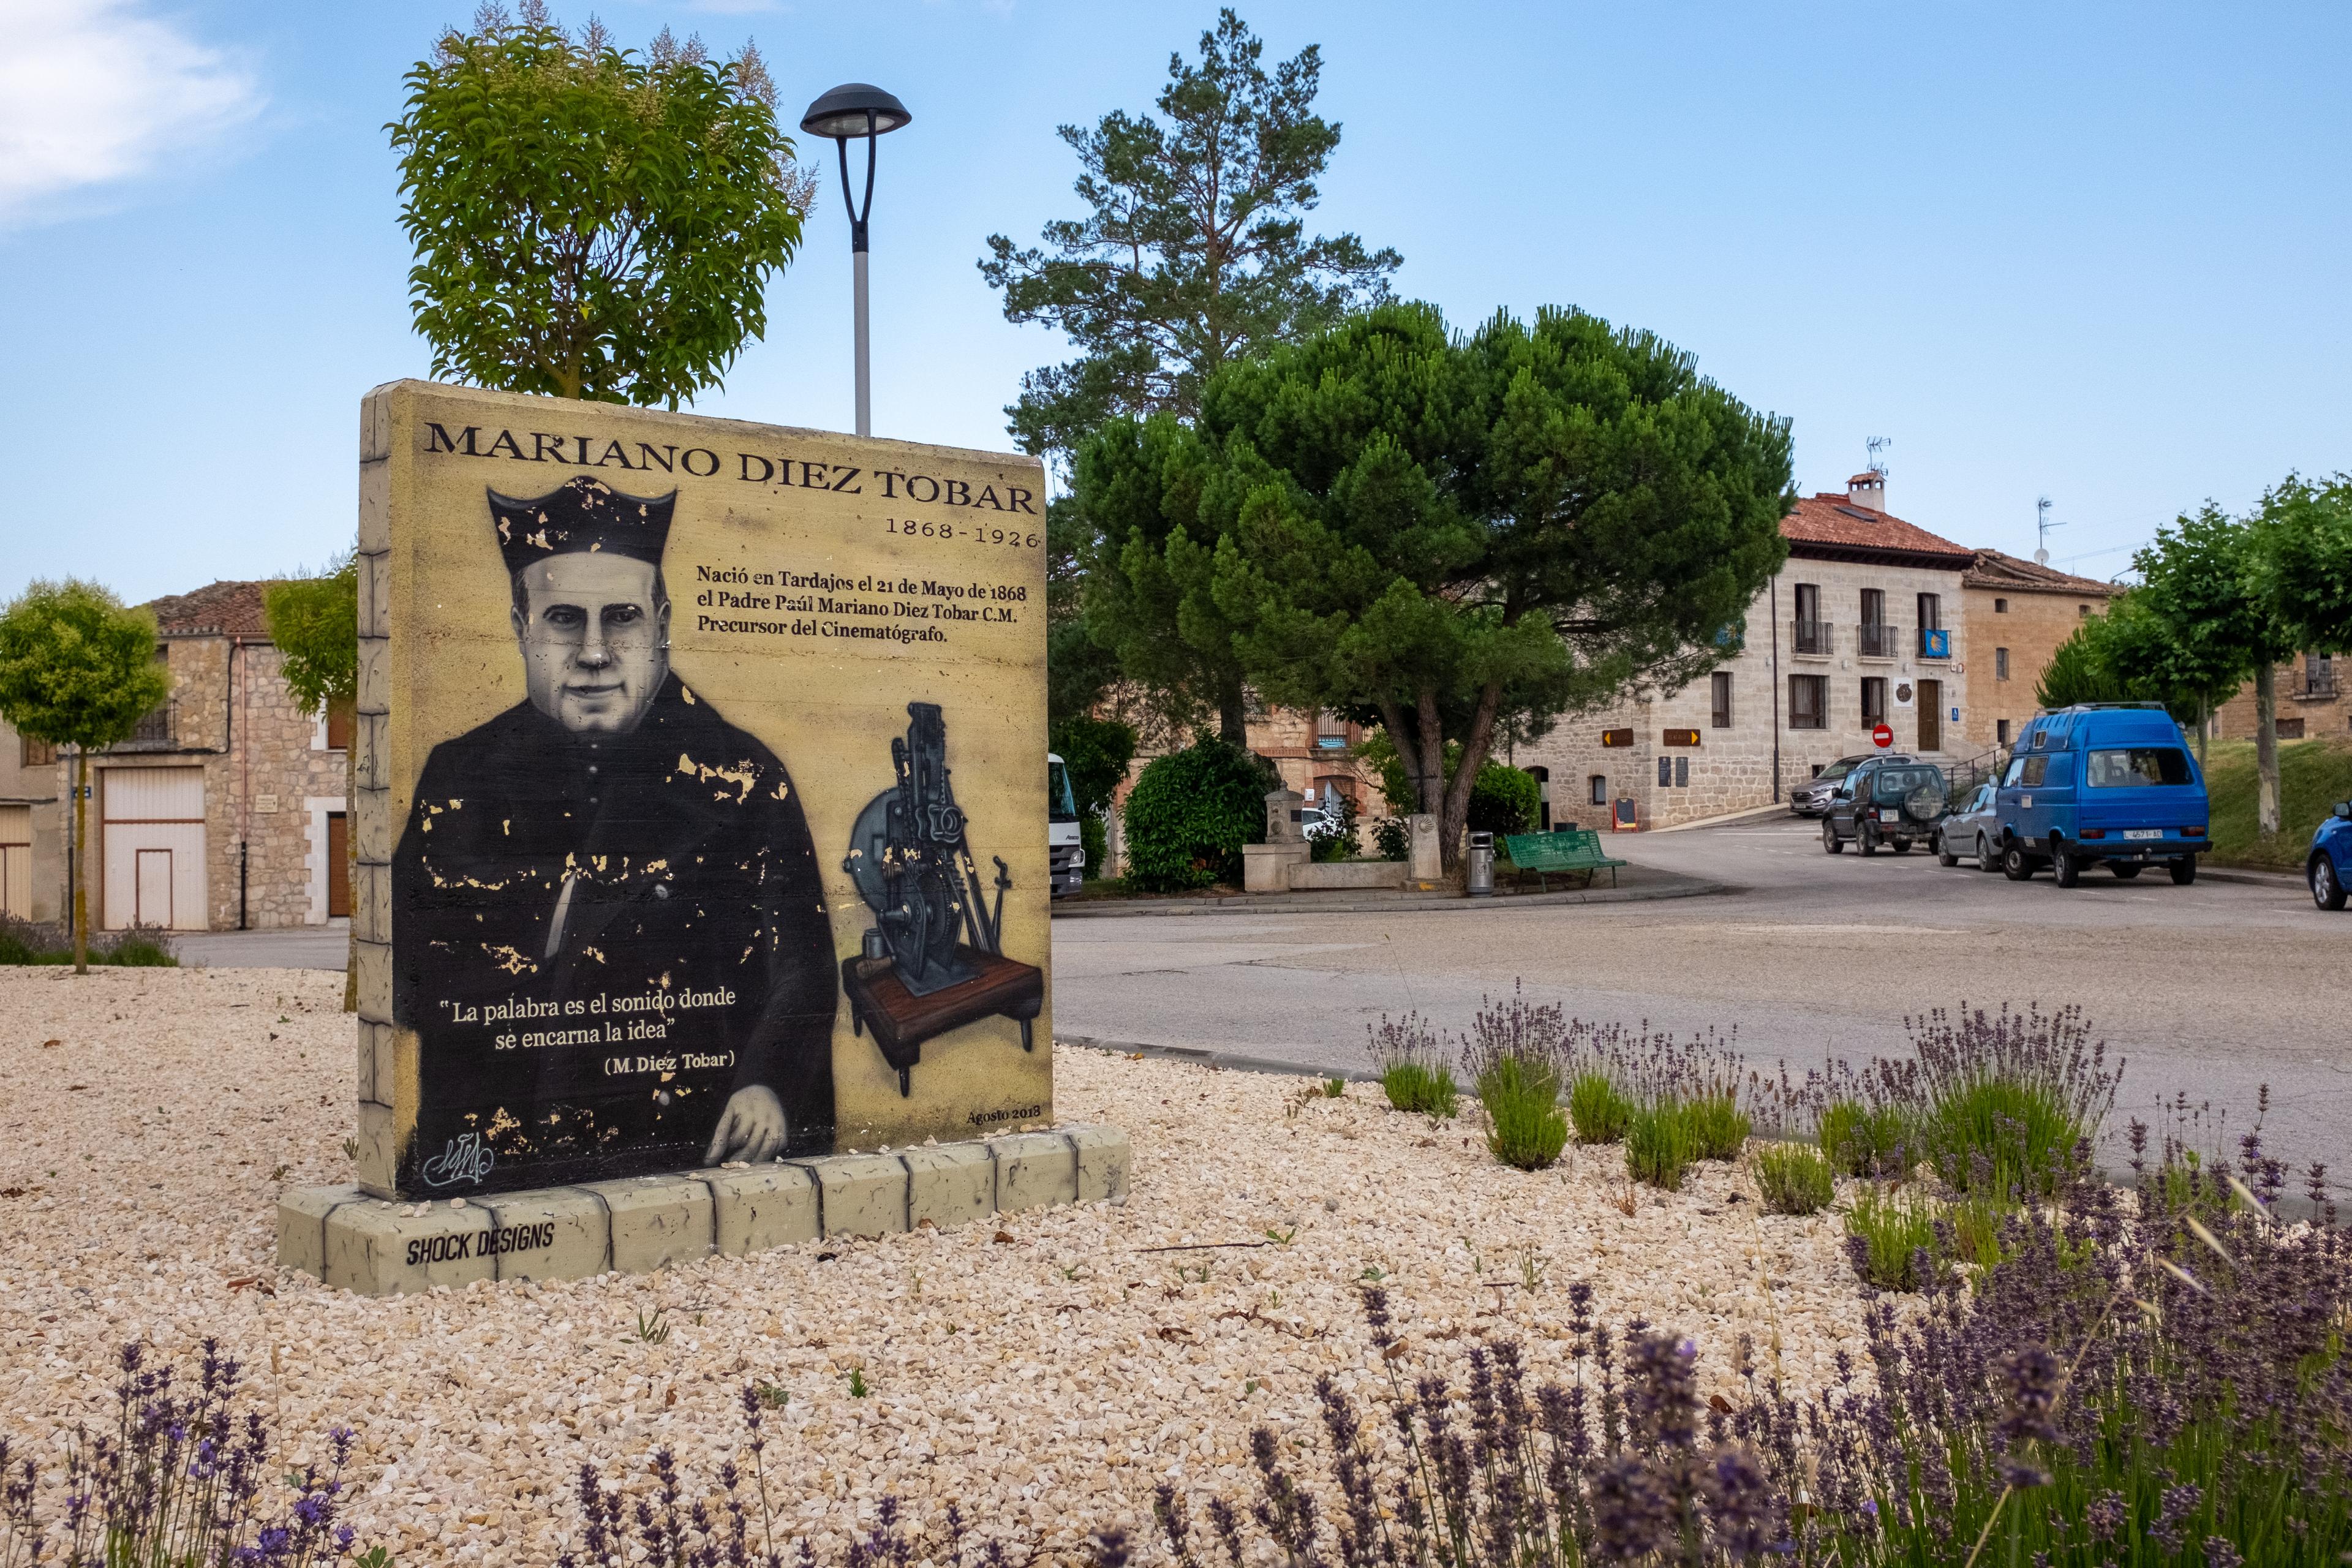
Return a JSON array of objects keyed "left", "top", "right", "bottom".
[{"left": 1502, "top": 828, "right": 1627, "bottom": 892}]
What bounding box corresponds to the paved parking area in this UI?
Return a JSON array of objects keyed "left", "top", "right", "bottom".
[{"left": 1054, "top": 816, "right": 2352, "bottom": 1194}]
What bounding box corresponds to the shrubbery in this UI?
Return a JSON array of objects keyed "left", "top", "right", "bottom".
[
  {"left": 1752, "top": 1142, "right": 1833, "bottom": 1215},
  {"left": 1367, "top": 1013, "right": 1457, "bottom": 1117},
  {"left": 1465, "top": 761, "right": 1540, "bottom": 837},
  {"left": 1118, "top": 735, "right": 1277, "bottom": 892},
  {"left": 0, "top": 916, "right": 176, "bottom": 967}
]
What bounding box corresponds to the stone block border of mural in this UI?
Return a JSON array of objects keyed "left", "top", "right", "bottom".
[
  {"left": 280, "top": 1125, "right": 1132, "bottom": 1295},
  {"left": 330, "top": 381, "right": 1062, "bottom": 1235}
]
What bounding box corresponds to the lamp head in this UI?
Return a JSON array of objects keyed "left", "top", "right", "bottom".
[{"left": 801, "top": 83, "right": 911, "bottom": 140}]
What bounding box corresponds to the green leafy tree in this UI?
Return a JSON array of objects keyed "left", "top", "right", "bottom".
[
  {"left": 0, "top": 581, "right": 172, "bottom": 973},
  {"left": 986, "top": 10, "right": 1398, "bottom": 737},
  {"left": 2132, "top": 503, "right": 2291, "bottom": 832},
  {"left": 265, "top": 560, "right": 361, "bottom": 1010},
  {"left": 982, "top": 8, "right": 1400, "bottom": 464},
  {"left": 2034, "top": 617, "right": 2128, "bottom": 710},
  {"left": 389, "top": 4, "right": 810, "bottom": 405},
  {"left": 2249, "top": 472, "right": 2352, "bottom": 658},
  {"left": 1080, "top": 303, "right": 1792, "bottom": 869}
]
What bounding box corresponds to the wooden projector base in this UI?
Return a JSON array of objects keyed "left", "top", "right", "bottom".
[{"left": 843, "top": 946, "right": 1046, "bottom": 1095}]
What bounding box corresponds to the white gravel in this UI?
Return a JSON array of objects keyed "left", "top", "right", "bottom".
[{"left": 0, "top": 966, "right": 1874, "bottom": 1563}]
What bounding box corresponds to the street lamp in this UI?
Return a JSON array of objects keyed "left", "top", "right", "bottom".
[{"left": 800, "top": 82, "right": 912, "bottom": 439}]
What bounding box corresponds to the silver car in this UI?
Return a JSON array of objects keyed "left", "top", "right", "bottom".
[
  {"left": 1934, "top": 782, "right": 2002, "bottom": 870},
  {"left": 1792, "top": 754, "right": 1894, "bottom": 816}
]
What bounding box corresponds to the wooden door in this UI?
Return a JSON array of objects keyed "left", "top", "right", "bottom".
[
  {"left": 135, "top": 849, "right": 173, "bottom": 929},
  {"left": 326, "top": 812, "right": 351, "bottom": 918},
  {"left": 1918, "top": 680, "right": 1943, "bottom": 752}
]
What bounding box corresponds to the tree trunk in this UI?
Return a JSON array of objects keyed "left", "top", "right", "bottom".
[
  {"left": 2255, "top": 661, "right": 2280, "bottom": 837},
  {"left": 1435, "top": 679, "right": 1506, "bottom": 873},
  {"left": 72, "top": 749, "right": 88, "bottom": 975},
  {"left": 1217, "top": 683, "right": 1249, "bottom": 750},
  {"left": 2196, "top": 698, "right": 2209, "bottom": 768}
]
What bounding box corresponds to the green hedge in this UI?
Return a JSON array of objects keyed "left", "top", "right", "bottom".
[{"left": 1121, "top": 736, "right": 1278, "bottom": 891}]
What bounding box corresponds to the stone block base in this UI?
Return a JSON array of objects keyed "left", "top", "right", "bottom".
[{"left": 278, "top": 1125, "right": 1131, "bottom": 1296}]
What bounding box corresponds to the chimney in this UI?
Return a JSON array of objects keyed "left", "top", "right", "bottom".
[{"left": 1847, "top": 471, "right": 1887, "bottom": 512}]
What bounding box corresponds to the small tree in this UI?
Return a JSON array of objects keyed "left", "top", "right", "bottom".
[
  {"left": 2132, "top": 503, "right": 2291, "bottom": 832},
  {"left": 265, "top": 560, "right": 360, "bottom": 1011},
  {"left": 0, "top": 582, "right": 172, "bottom": 973},
  {"left": 1079, "top": 303, "right": 1793, "bottom": 869},
  {"left": 389, "top": 4, "right": 810, "bottom": 405},
  {"left": 2249, "top": 470, "right": 2352, "bottom": 668}
]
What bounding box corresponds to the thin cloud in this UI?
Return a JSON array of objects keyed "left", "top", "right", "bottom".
[{"left": 0, "top": 0, "right": 262, "bottom": 227}]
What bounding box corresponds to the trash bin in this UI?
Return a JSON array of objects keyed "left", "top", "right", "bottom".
[{"left": 1466, "top": 831, "right": 1496, "bottom": 896}]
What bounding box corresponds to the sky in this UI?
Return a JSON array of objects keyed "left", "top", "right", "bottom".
[{"left": 4, "top": 0, "right": 2348, "bottom": 608}]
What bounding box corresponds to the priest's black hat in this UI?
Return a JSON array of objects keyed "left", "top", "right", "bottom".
[{"left": 486, "top": 477, "right": 678, "bottom": 576}]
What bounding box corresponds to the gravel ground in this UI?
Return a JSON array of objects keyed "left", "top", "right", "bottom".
[{"left": 0, "top": 967, "right": 1874, "bottom": 1564}]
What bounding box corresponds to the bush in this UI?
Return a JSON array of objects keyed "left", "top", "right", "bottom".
[
  {"left": 1371, "top": 816, "right": 1411, "bottom": 861},
  {"left": 0, "top": 1340, "right": 367, "bottom": 1565},
  {"left": 1682, "top": 1091, "right": 1750, "bottom": 1160},
  {"left": 1366, "top": 1013, "right": 1457, "bottom": 1117},
  {"left": 1904, "top": 1005, "right": 2115, "bottom": 1199},
  {"left": 1466, "top": 761, "right": 1540, "bottom": 837},
  {"left": 1625, "top": 1100, "right": 1694, "bottom": 1189},
  {"left": 1120, "top": 736, "right": 1278, "bottom": 892},
  {"left": 1844, "top": 1185, "right": 1943, "bottom": 1291},
  {"left": 1753, "top": 1142, "right": 1834, "bottom": 1215},
  {"left": 1079, "top": 812, "right": 1107, "bottom": 881},
  {"left": 0, "top": 916, "right": 179, "bottom": 967},
  {"left": 1818, "top": 1098, "right": 1913, "bottom": 1178},
  {"left": 1566, "top": 1071, "right": 1632, "bottom": 1145},
  {"left": 1477, "top": 1055, "right": 1566, "bottom": 1171}
]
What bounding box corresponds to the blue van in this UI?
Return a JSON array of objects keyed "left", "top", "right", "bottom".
[{"left": 1994, "top": 704, "right": 2210, "bottom": 886}]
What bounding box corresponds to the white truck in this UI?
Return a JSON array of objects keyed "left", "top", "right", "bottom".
[{"left": 1048, "top": 752, "right": 1085, "bottom": 895}]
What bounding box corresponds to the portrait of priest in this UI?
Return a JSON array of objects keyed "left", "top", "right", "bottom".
[{"left": 391, "top": 475, "right": 839, "bottom": 1195}]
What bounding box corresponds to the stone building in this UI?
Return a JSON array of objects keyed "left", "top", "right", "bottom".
[
  {"left": 5, "top": 581, "right": 351, "bottom": 932},
  {"left": 1517, "top": 474, "right": 1978, "bottom": 831},
  {"left": 0, "top": 720, "right": 64, "bottom": 923},
  {"left": 2214, "top": 652, "right": 2346, "bottom": 742},
  {"left": 1959, "top": 551, "right": 2120, "bottom": 753}
]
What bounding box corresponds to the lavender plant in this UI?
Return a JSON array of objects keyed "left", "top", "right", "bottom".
[
  {"left": 0, "top": 1341, "right": 363, "bottom": 1568},
  {"left": 1370, "top": 1012, "right": 1460, "bottom": 1117}
]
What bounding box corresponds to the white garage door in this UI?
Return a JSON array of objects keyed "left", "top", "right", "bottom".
[
  {"left": 0, "top": 804, "right": 29, "bottom": 919},
  {"left": 102, "top": 767, "right": 206, "bottom": 930}
]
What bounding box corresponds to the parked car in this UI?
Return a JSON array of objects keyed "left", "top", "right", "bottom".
[
  {"left": 1790, "top": 754, "right": 1886, "bottom": 816},
  {"left": 2310, "top": 799, "right": 2352, "bottom": 910},
  {"left": 1992, "top": 704, "right": 2210, "bottom": 886},
  {"left": 1934, "top": 781, "right": 2002, "bottom": 870},
  {"left": 1820, "top": 759, "right": 1949, "bottom": 854}
]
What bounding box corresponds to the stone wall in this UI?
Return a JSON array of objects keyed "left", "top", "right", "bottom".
[
  {"left": 80, "top": 634, "right": 350, "bottom": 932},
  {"left": 2214, "top": 655, "right": 2349, "bottom": 742},
  {"left": 1964, "top": 586, "right": 2105, "bottom": 751}
]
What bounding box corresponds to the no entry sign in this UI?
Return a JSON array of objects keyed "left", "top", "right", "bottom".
[{"left": 1872, "top": 723, "right": 1894, "bottom": 748}]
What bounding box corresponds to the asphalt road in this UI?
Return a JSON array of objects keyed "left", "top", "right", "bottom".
[{"left": 1052, "top": 815, "right": 2352, "bottom": 1196}]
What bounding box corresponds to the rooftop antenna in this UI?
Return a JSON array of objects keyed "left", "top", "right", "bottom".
[
  {"left": 2035, "top": 496, "right": 2062, "bottom": 565},
  {"left": 1865, "top": 435, "right": 1891, "bottom": 476}
]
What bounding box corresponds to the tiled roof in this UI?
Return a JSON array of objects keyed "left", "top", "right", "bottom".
[
  {"left": 143, "top": 580, "right": 276, "bottom": 637},
  {"left": 1781, "top": 494, "right": 1975, "bottom": 567},
  {"left": 1962, "top": 548, "right": 2121, "bottom": 597}
]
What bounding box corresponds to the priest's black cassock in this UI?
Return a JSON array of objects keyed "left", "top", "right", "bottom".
[{"left": 391, "top": 674, "right": 838, "bottom": 1194}]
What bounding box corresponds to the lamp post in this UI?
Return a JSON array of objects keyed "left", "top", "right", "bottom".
[{"left": 800, "top": 82, "right": 912, "bottom": 439}]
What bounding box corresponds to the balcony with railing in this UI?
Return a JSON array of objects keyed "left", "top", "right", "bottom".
[
  {"left": 1790, "top": 619, "right": 1831, "bottom": 655},
  {"left": 1856, "top": 622, "right": 1898, "bottom": 658},
  {"left": 2293, "top": 666, "right": 2339, "bottom": 700}
]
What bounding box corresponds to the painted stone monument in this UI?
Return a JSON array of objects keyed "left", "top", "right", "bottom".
[{"left": 281, "top": 382, "right": 1123, "bottom": 1293}]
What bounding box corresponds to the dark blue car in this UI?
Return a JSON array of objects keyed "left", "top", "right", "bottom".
[
  {"left": 2312, "top": 799, "right": 2352, "bottom": 911},
  {"left": 1995, "top": 704, "right": 2211, "bottom": 886}
]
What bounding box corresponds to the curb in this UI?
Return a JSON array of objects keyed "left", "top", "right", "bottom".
[
  {"left": 2198, "top": 865, "right": 2307, "bottom": 889},
  {"left": 1049, "top": 876, "right": 1738, "bottom": 918}
]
